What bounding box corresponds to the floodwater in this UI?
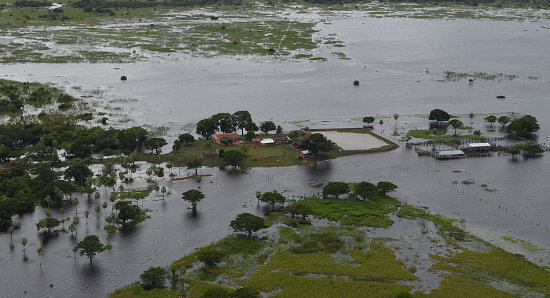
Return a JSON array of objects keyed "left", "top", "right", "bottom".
[{"left": 2, "top": 13, "right": 550, "bottom": 297}]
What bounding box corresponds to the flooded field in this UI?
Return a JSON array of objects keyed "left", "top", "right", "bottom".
[{"left": 1, "top": 8, "right": 550, "bottom": 297}]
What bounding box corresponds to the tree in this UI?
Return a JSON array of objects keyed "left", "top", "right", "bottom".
[
  {"left": 37, "top": 217, "right": 60, "bottom": 234},
  {"left": 73, "top": 198, "right": 79, "bottom": 215},
  {"left": 21, "top": 238, "right": 27, "bottom": 260},
  {"left": 322, "top": 182, "right": 350, "bottom": 199},
  {"left": 140, "top": 267, "right": 167, "bottom": 290},
  {"left": 448, "top": 119, "right": 463, "bottom": 136},
  {"left": 506, "top": 115, "right": 539, "bottom": 138},
  {"left": 244, "top": 122, "right": 259, "bottom": 134},
  {"left": 181, "top": 189, "right": 204, "bottom": 211},
  {"left": 145, "top": 138, "right": 167, "bottom": 155},
  {"left": 484, "top": 115, "right": 497, "bottom": 127},
  {"left": 260, "top": 190, "right": 286, "bottom": 209},
  {"left": 522, "top": 142, "right": 544, "bottom": 157},
  {"left": 260, "top": 121, "right": 276, "bottom": 135},
  {"left": 224, "top": 150, "right": 243, "bottom": 168},
  {"left": 428, "top": 109, "right": 450, "bottom": 127},
  {"left": 212, "top": 113, "right": 235, "bottom": 133},
  {"left": 506, "top": 145, "right": 521, "bottom": 158},
  {"left": 354, "top": 181, "right": 377, "bottom": 200},
  {"left": 74, "top": 235, "right": 104, "bottom": 263},
  {"left": 178, "top": 133, "right": 195, "bottom": 145},
  {"left": 498, "top": 116, "right": 511, "bottom": 128},
  {"left": 8, "top": 226, "right": 14, "bottom": 246},
  {"left": 393, "top": 114, "right": 399, "bottom": 129},
  {"left": 379, "top": 119, "right": 384, "bottom": 134},
  {"left": 115, "top": 201, "right": 145, "bottom": 226},
  {"left": 197, "top": 247, "right": 225, "bottom": 268},
  {"left": 37, "top": 246, "right": 44, "bottom": 267},
  {"left": 196, "top": 118, "right": 217, "bottom": 139},
  {"left": 230, "top": 213, "right": 267, "bottom": 237},
  {"left": 377, "top": 181, "right": 398, "bottom": 195},
  {"left": 469, "top": 113, "right": 475, "bottom": 125},
  {"left": 232, "top": 111, "right": 253, "bottom": 135},
  {"left": 64, "top": 161, "right": 92, "bottom": 186},
  {"left": 285, "top": 202, "right": 313, "bottom": 220},
  {"left": 0, "top": 197, "right": 19, "bottom": 227},
  {"left": 302, "top": 133, "right": 334, "bottom": 159},
  {"left": 187, "top": 158, "right": 203, "bottom": 175},
  {"left": 362, "top": 116, "right": 375, "bottom": 128}
]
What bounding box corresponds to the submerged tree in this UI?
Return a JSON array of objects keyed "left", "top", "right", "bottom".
[
  {"left": 260, "top": 190, "right": 286, "bottom": 210},
  {"left": 428, "top": 109, "right": 450, "bottom": 127},
  {"left": 484, "top": 115, "right": 497, "bottom": 127},
  {"left": 448, "top": 119, "right": 463, "bottom": 136},
  {"left": 363, "top": 116, "right": 375, "bottom": 128},
  {"left": 74, "top": 235, "right": 104, "bottom": 263},
  {"left": 181, "top": 189, "right": 204, "bottom": 211}
]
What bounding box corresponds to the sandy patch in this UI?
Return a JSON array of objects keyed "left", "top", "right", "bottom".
[{"left": 319, "top": 131, "right": 389, "bottom": 150}]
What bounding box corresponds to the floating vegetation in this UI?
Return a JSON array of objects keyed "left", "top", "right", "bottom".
[
  {"left": 443, "top": 71, "right": 519, "bottom": 82},
  {"left": 501, "top": 236, "right": 544, "bottom": 252}
]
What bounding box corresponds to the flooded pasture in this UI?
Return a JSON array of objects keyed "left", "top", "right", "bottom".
[{"left": 1, "top": 12, "right": 550, "bottom": 297}]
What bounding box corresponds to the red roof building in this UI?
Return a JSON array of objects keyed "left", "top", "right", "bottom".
[{"left": 214, "top": 132, "right": 242, "bottom": 145}]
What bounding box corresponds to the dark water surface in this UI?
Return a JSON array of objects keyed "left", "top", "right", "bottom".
[{"left": 1, "top": 16, "right": 550, "bottom": 297}]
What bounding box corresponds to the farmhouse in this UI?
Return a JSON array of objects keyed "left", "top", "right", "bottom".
[{"left": 214, "top": 132, "right": 242, "bottom": 145}]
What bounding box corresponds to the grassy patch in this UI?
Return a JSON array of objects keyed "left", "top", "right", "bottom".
[
  {"left": 440, "top": 247, "right": 550, "bottom": 295},
  {"left": 110, "top": 284, "right": 185, "bottom": 298},
  {"left": 501, "top": 236, "right": 544, "bottom": 252},
  {"left": 408, "top": 128, "right": 483, "bottom": 142},
  {"left": 433, "top": 274, "right": 516, "bottom": 297},
  {"left": 297, "top": 196, "right": 397, "bottom": 227}
]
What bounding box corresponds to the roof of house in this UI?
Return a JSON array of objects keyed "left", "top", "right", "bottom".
[
  {"left": 214, "top": 132, "right": 241, "bottom": 139},
  {"left": 437, "top": 150, "right": 465, "bottom": 156},
  {"left": 468, "top": 143, "right": 491, "bottom": 148},
  {"left": 273, "top": 136, "right": 290, "bottom": 141},
  {"left": 261, "top": 138, "right": 275, "bottom": 144}
]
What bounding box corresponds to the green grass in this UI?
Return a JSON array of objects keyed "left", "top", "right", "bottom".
[
  {"left": 501, "top": 236, "right": 544, "bottom": 252},
  {"left": 296, "top": 196, "right": 397, "bottom": 227},
  {"left": 441, "top": 247, "right": 550, "bottom": 295},
  {"left": 139, "top": 140, "right": 310, "bottom": 168},
  {"left": 250, "top": 241, "right": 416, "bottom": 281},
  {"left": 0, "top": 6, "right": 329, "bottom": 63},
  {"left": 110, "top": 284, "right": 185, "bottom": 298},
  {"left": 433, "top": 275, "right": 517, "bottom": 297},
  {"left": 408, "top": 128, "right": 483, "bottom": 142}
]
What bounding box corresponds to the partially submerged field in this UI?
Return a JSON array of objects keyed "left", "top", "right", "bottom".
[
  {"left": 111, "top": 195, "right": 550, "bottom": 297},
  {"left": 0, "top": 3, "right": 330, "bottom": 63}
]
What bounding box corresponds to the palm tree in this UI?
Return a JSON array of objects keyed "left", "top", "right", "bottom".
[
  {"left": 8, "top": 226, "right": 15, "bottom": 249},
  {"left": 379, "top": 119, "right": 384, "bottom": 134},
  {"left": 45, "top": 195, "right": 52, "bottom": 208},
  {"left": 84, "top": 211, "right": 89, "bottom": 225},
  {"left": 73, "top": 198, "right": 79, "bottom": 215},
  {"left": 21, "top": 238, "right": 28, "bottom": 261},
  {"left": 37, "top": 246, "right": 44, "bottom": 267},
  {"left": 60, "top": 207, "right": 66, "bottom": 229},
  {"left": 72, "top": 216, "right": 80, "bottom": 237},
  {"left": 393, "top": 114, "right": 399, "bottom": 129}
]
